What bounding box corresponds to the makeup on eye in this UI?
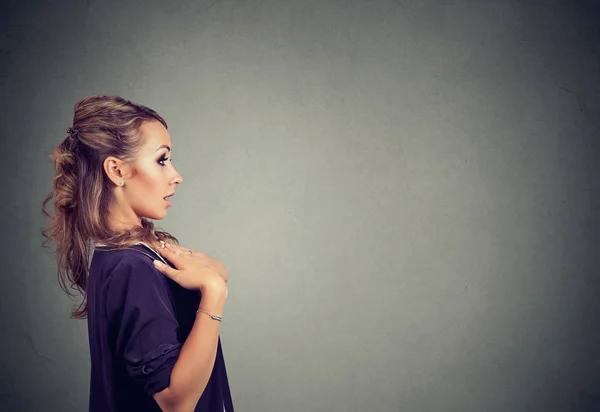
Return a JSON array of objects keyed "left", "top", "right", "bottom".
[{"left": 158, "top": 155, "right": 169, "bottom": 166}]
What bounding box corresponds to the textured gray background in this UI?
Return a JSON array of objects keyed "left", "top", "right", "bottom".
[{"left": 1, "top": 0, "right": 599, "bottom": 411}]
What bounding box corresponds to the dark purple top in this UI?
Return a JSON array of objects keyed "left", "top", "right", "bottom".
[{"left": 86, "top": 242, "right": 234, "bottom": 412}]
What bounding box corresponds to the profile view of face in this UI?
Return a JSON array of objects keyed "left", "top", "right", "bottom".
[{"left": 105, "top": 120, "right": 183, "bottom": 229}]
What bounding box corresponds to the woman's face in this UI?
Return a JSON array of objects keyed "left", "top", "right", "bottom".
[{"left": 105, "top": 120, "right": 183, "bottom": 229}]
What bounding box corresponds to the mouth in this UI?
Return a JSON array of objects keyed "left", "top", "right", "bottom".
[{"left": 163, "top": 192, "right": 175, "bottom": 200}]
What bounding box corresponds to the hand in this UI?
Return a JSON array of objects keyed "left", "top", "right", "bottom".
[
  {"left": 159, "top": 241, "right": 229, "bottom": 284},
  {"left": 153, "top": 243, "right": 228, "bottom": 297}
]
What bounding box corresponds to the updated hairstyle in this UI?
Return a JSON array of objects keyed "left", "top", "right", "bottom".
[{"left": 41, "top": 95, "right": 179, "bottom": 319}]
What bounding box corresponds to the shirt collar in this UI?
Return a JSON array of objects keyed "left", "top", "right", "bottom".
[{"left": 94, "top": 241, "right": 168, "bottom": 265}]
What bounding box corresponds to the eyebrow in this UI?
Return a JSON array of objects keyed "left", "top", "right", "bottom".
[{"left": 155, "top": 145, "right": 171, "bottom": 152}]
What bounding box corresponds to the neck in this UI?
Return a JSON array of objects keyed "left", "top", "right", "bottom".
[{"left": 106, "top": 201, "right": 143, "bottom": 232}]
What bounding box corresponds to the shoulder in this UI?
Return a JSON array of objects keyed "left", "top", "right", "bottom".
[
  {"left": 95, "top": 244, "right": 157, "bottom": 264},
  {"left": 100, "top": 247, "right": 178, "bottom": 320},
  {"left": 96, "top": 245, "right": 163, "bottom": 286}
]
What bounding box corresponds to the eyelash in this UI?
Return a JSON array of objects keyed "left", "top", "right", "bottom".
[{"left": 158, "top": 156, "right": 172, "bottom": 166}]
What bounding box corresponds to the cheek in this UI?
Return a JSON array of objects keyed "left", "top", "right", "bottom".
[
  {"left": 137, "top": 175, "right": 156, "bottom": 193},
  {"left": 130, "top": 173, "right": 167, "bottom": 217},
  {"left": 132, "top": 168, "right": 164, "bottom": 199}
]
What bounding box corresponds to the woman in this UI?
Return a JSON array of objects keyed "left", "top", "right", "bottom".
[{"left": 41, "top": 95, "right": 234, "bottom": 412}]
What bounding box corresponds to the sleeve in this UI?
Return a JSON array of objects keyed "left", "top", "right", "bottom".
[{"left": 106, "top": 254, "right": 183, "bottom": 396}]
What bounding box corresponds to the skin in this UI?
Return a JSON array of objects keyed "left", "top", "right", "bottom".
[
  {"left": 102, "top": 120, "right": 228, "bottom": 284},
  {"left": 103, "top": 120, "right": 183, "bottom": 232},
  {"left": 159, "top": 242, "right": 229, "bottom": 284},
  {"left": 100, "top": 121, "right": 229, "bottom": 409}
]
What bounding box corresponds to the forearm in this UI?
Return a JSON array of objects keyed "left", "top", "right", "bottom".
[{"left": 158, "top": 288, "right": 226, "bottom": 411}]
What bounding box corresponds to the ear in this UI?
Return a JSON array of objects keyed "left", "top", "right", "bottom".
[{"left": 103, "top": 156, "right": 132, "bottom": 186}]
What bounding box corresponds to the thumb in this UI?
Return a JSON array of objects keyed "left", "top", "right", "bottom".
[{"left": 152, "top": 259, "right": 177, "bottom": 280}]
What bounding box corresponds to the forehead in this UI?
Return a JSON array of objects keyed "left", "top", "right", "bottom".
[{"left": 138, "top": 121, "right": 171, "bottom": 154}]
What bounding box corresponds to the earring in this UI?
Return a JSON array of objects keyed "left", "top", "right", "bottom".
[{"left": 118, "top": 179, "right": 124, "bottom": 186}]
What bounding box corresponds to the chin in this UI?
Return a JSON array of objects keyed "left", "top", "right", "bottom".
[
  {"left": 155, "top": 212, "right": 168, "bottom": 220},
  {"left": 145, "top": 210, "right": 168, "bottom": 220}
]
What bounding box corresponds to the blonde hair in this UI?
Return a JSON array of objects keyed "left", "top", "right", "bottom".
[{"left": 41, "top": 95, "right": 179, "bottom": 319}]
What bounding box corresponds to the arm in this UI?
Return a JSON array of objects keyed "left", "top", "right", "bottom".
[
  {"left": 106, "top": 256, "right": 227, "bottom": 412},
  {"left": 153, "top": 283, "right": 227, "bottom": 412}
]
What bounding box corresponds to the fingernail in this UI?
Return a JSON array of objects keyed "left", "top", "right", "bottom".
[{"left": 153, "top": 260, "right": 162, "bottom": 268}]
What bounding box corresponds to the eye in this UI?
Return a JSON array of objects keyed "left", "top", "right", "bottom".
[{"left": 158, "top": 155, "right": 170, "bottom": 166}]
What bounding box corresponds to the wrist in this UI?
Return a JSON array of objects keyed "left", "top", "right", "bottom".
[
  {"left": 196, "top": 308, "right": 222, "bottom": 321},
  {"left": 199, "top": 275, "right": 226, "bottom": 293},
  {"left": 199, "top": 278, "right": 227, "bottom": 306},
  {"left": 197, "top": 295, "right": 225, "bottom": 317}
]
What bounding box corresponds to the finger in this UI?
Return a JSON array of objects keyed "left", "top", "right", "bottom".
[
  {"left": 158, "top": 245, "right": 184, "bottom": 257},
  {"left": 152, "top": 259, "right": 179, "bottom": 281},
  {"left": 164, "top": 243, "right": 184, "bottom": 253},
  {"left": 156, "top": 247, "right": 186, "bottom": 267},
  {"left": 160, "top": 241, "right": 179, "bottom": 250},
  {"left": 165, "top": 243, "right": 192, "bottom": 255}
]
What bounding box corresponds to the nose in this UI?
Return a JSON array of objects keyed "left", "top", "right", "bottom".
[{"left": 172, "top": 172, "right": 183, "bottom": 186}]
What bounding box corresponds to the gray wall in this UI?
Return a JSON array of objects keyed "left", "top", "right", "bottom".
[{"left": 1, "top": 0, "right": 598, "bottom": 411}]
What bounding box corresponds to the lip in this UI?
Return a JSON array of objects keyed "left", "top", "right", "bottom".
[{"left": 164, "top": 192, "right": 174, "bottom": 208}]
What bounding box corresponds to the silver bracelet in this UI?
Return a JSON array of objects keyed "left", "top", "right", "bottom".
[{"left": 196, "top": 309, "right": 222, "bottom": 322}]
